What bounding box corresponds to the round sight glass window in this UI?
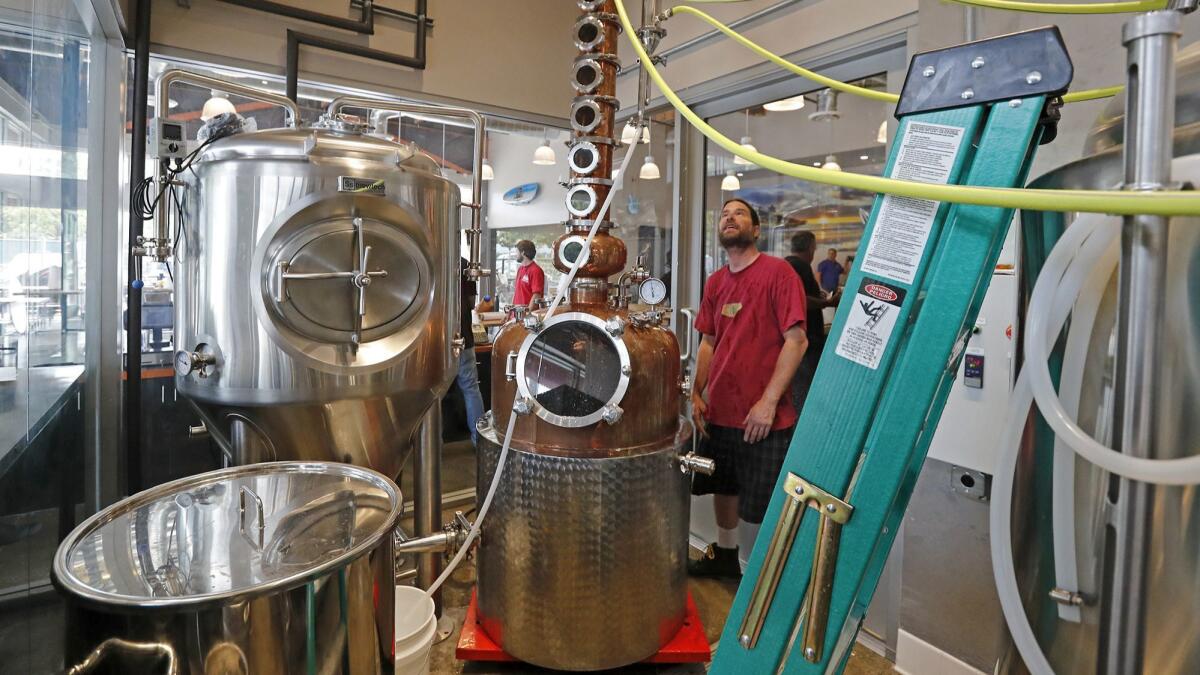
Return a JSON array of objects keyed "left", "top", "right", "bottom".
[
  {"left": 523, "top": 321, "right": 622, "bottom": 420},
  {"left": 562, "top": 241, "right": 584, "bottom": 263}
]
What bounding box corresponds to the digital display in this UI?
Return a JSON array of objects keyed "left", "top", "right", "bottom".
[{"left": 162, "top": 123, "right": 183, "bottom": 141}]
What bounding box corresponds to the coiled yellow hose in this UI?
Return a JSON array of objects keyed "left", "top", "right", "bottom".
[
  {"left": 669, "top": 6, "right": 1125, "bottom": 104},
  {"left": 614, "top": 0, "right": 1200, "bottom": 216}
]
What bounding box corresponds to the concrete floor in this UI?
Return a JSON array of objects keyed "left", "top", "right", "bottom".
[{"left": 422, "top": 532, "right": 896, "bottom": 674}]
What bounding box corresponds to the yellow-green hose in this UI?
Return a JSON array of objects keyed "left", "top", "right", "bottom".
[
  {"left": 669, "top": 6, "right": 1125, "bottom": 104},
  {"left": 946, "top": 0, "right": 1167, "bottom": 14},
  {"left": 615, "top": 0, "right": 1200, "bottom": 216}
]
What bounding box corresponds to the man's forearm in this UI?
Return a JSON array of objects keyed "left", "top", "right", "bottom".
[
  {"left": 760, "top": 329, "right": 808, "bottom": 404},
  {"left": 693, "top": 337, "right": 715, "bottom": 398}
]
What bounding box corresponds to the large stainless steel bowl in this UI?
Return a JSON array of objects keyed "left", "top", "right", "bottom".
[{"left": 53, "top": 461, "right": 403, "bottom": 674}]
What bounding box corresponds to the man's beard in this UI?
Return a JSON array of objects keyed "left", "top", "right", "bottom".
[{"left": 719, "top": 229, "right": 756, "bottom": 249}]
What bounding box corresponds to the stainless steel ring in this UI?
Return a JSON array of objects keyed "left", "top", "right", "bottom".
[
  {"left": 570, "top": 99, "right": 604, "bottom": 134},
  {"left": 565, "top": 184, "right": 599, "bottom": 218},
  {"left": 571, "top": 58, "right": 606, "bottom": 95},
  {"left": 568, "top": 142, "right": 602, "bottom": 174}
]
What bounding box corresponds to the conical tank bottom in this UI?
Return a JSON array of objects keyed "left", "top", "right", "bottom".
[{"left": 188, "top": 392, "right": 433, "bottom": 480}]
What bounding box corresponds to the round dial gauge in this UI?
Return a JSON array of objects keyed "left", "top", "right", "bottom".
[{"left": 639, "top": 277, "right": 667, "bottom": 306}]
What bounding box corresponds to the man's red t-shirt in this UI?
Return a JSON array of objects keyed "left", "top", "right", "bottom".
[
  {"left": 695, "top": 254, "right": 807, "bottom": 430},
  {"left": 512, "top": 262, "right": 545, "bottom": 306}
]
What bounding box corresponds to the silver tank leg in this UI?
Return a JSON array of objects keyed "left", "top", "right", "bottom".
[
  {"left": 414, "top": 405, "right": 444, "bottom": 611},
  {"left": 1105, "top": 10, "right": 1183, "bottom": 674}
]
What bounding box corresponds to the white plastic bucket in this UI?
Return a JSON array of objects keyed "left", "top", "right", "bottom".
[{"left": 394, "top": 585, "right": 437, "bottom": 675}]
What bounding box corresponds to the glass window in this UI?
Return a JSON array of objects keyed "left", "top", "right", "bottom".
[
  {"left": 486, "top": 110, "right": 677, "bottom": 308},
  {"left": 0, "top": 2, "right": 92, "bottom": 671},
  {"left": 702, "top": 77, "right": 890, "bottom": 292}
]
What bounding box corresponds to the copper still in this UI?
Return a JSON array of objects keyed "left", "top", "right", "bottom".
[{"left": 472, "top": 1, "right": 711, "bottom": 670}]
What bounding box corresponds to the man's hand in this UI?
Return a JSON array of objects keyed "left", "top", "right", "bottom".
[
  {"left": 691, "top": 393, "right": 709, "bottom": 438},
  {"left": 743, "top": 396, "right": 777, "bottom": 443}
]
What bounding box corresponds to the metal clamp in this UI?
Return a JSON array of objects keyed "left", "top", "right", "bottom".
[
  {"left": 738, "top": 473, "right": 853, "bottom": 662},
  {"left": 238, "top": 485, "right": 265, "bottom": 551},
  {"left": 601, "top": 404, "right": 623, "bottom": 425},
  {"left": 505, "top": 351, "right": 519, "bottom": 382}
]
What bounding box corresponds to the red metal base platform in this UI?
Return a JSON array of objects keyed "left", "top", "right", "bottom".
[{"left": 455, "top": 589, "right": 711, "bottom": 664}]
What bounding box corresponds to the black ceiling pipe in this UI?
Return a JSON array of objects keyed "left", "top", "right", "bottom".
[
  {"left": 286, "top": 0, "right": 428, "bottom": 104},
  {"left": 215, "top": 0, "right": 375, "bottom": 35},
  {"left": 125, "top": 0, "right": 151, "bottom": 495},
  {"left": 350, "top": 0, "right": 433, "bottom": 28}
]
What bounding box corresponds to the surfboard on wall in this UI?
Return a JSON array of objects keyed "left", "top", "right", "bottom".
[{"left": 502, "top": 182, "right": 539, "bottom": 205}]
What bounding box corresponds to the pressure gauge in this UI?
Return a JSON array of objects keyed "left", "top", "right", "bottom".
[{"left": 639, "top": 277, "right": 667, "bottom": 306}]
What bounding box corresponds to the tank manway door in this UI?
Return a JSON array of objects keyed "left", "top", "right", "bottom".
[{"left": 264, "top": 209, "right": 429, "bottom": 365}]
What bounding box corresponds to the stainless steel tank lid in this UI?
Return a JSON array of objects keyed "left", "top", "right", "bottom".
[
  {"left": 53, "top": 461, "right": 402, "bottom": 610},
  {"left": 195, "top": 127, "right": 423, "bottom": 164}
]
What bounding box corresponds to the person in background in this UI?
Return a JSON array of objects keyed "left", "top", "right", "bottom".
[
  {"left": 512, "top": 239, "right": 545, "bottom": 307},
  {"left": 457, "top": 258, "right": 485, "bottom": 446},
  {"left": 688, "top": 198, "right": 808, "bottom": 578},
  {"left": 817, "top": 248, "right": 844, "bottom": 294},
  {"left": 785, "top": 231, "right": 841, "bottom": 410}
]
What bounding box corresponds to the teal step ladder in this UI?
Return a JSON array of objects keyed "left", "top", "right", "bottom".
[{"left": 712, "top": 27, "right": 1074, "bottom": 675}]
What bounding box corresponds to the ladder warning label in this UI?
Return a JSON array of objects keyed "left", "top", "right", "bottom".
[
  {"left": 835, "top": 277, "right": 907, "bottom": 370},
  {"left": 859, "top": 122, "right": 965, "bottom": 285}
]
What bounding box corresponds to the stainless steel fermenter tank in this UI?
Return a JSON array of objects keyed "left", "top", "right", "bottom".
[
  {"left": 169, "top": 76, "right": 479, "bottom": 480},
  {"left": 1006, "top": 41, "right": 1200, "bottom": 675}
]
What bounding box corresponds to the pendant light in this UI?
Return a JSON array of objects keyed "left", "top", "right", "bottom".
[
  {"left": 620, "top": 119, "right": 650, "bottom": 145},
  {"left": 481, "top": 135, "right": 494, "bottom": 180},
  {"left": 639, "top": 123, "right": 660, "bottom": 180},
  {"left": 820, "top": 154, "right": 842, "bottom": 171},
  {"left": 721, "top": 169, "right": 740, "bottom": 191},
  {"left": 639, "top": 156, "right": 661, "bottom": 180},
  {"left": 532, "top": 128, "right": 556, "bottom": 165},
  {"left": 201, "top": 90, "right": 236, "bottom": 121},
  {"left": 763, "top": 94, "right": 805, "bottom": 112},
  {"left": 733, "top": 109, "right": 756, "bottom": 166},
  {"left": 809, "top": 89, "right": 840, "bottom": 122}
]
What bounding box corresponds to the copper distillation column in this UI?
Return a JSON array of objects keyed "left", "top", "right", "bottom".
[{"left": 470, "top": 1, "right": 712, "bottom": 671}]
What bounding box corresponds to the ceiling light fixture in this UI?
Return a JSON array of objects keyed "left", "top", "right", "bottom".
[
  {"left": 200, "top": 90, "right": 236, "bottom": 121},
  {"left": 733, "top": 109, "right": 756, "bottom": 166},
  {"left": 763, "top": 95, "right": 806, "bottom": 112},
  {"left": 640, "top": 155, "right": 661, "bottom": 180},
  {"left": 532, "top": 129, "right": 556, "bottom": 165},
  {"left": 721, "top": 170, "right": 740, "bottom": 191},
  {"left": 820, "top": 154, "right": 842, "bottom": 171},
  {"left": 809, "top": 88, "right": 840, "bottom": 122},
  {"left": 481, "top": 159, "right": 495, "bottom": 181},
  {"left": 877, "top": 120, "right": 888, "bottom": 144}
]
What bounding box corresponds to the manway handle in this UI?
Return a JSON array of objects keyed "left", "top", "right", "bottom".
[{"left": 239, "top": 485, "right": 265, "bottom": 551}]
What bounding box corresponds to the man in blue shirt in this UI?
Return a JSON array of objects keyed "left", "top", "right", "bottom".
[{"left": 816, "top": 247, "right": 844, "bottom": 294}]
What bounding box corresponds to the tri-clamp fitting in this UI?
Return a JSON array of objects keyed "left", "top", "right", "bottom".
[{"left": 679, "top": 452, "right": 716, "bottom": 476}]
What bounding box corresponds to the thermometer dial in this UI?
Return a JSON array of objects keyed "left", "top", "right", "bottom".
[{"left": 639, "top": 277, "right": 667, "bottom": 306}]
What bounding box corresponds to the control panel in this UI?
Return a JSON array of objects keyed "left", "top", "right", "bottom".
[{"left": 152, "top": 118, "right": 187, "bottom": 159}]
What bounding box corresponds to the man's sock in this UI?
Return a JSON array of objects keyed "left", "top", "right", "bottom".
[
  {"left": 737, "top": 520, "right": 762, "bottom": 573},
  {"left": 717, "top": 526, "right": 738, "bottom": 550}
]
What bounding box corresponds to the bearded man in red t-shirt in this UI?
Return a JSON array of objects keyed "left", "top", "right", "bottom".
[{"left": 689, "top": 198, "right": 808, "bottom": 578}]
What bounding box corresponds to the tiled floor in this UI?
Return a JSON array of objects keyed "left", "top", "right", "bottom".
[{"left": 423, "top": 520, "right": 897, "bottom": 675}]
